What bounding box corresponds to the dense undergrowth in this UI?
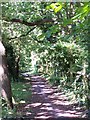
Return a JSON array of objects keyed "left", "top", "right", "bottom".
[{"left": 1, "top": 2, "right": 90, "bottom": 118}]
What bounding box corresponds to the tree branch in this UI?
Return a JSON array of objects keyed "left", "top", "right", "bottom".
[
  {"left": 4, "top": 17, "right": 54, "bottom": 43},
  {"left": 8, "top": 27, "right": 36, "bottom": 40},
  {"left": 4, "top": 18, "right": 54, "bottom": 26},
  {"left": 8, "top": 27, "right": 44, "bottom": 43}
]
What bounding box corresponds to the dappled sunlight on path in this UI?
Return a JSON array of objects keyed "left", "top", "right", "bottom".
[
  {"left": 16, "top": 75, "right": 88, "bottom": 119},
  {"left": 22, "top": 75, "right": 84, "bottom": 119}
]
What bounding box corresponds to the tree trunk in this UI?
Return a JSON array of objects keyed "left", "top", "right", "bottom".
[
  {"left": 0, "top": 41, "right": 13, "bottom": 109},
  {"left": 15, "top": 56, "right": 20, "bottom": 81}
]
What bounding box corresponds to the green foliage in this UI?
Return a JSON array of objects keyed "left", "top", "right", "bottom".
[
  {"left": 11, "top": 82, "right": 31, "bottom": 102},
  {"left": 46, "top": 2, "right": 63, "bottom": 13},
  {"left": 2, "top": 80, "right": 31, "bottom": 118},
  {"left": 1, "top": 2, "right": 90, "bottom": 110}
]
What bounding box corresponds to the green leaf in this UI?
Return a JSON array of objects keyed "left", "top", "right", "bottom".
[
  {"left": 46, "top": 5, "right": 51, "bottom": 10},
  {"left": 50, "top": 3, "right": 56, "bottom": 10},
  {"left": 49, "top": 25, "right": 59, "bottom": 34},
  {"left": 46, "top": 3, "right": 63, "bottom": 13},
  {"left": 72, "top": 4, "right": 90, "bottom": 21},
  {"left": 55, "top": 5, "right": 62, "bottom": 13},
  {"left": 63, "top": 19, "right": 72, "bottom": 26},
  {"left": 38, "top": 33, "right": 45, "bottom": 40}
]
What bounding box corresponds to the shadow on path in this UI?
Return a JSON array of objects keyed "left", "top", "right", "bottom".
[{"left": 19, "top": 75, "right": 87, "bottom": 119}]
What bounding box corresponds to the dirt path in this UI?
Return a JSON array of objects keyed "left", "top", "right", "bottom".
[{"left": 17, "top": 75, "right": 87, "bottom": 119}]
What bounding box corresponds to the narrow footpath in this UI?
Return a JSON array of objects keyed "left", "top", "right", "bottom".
[{"left": 17, "top": 75, "right": 88, "bottom": 120}]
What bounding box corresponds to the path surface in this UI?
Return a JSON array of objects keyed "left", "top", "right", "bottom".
[{"left": 17, "top": 75, "right": 86, "bottom": 119}]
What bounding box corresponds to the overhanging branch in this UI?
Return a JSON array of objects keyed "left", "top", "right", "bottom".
[
  {"left": 3, "top": 17, "right": 54, "bottom": 43},
  {"left": 4, "top": 18, "right": 54, "bottom": 26},
  {"left": 8, "top": 27, "right": 36, "bottom": 40},
  {"left": 8, "top": 27, "right": 44, "bottom": 43}
]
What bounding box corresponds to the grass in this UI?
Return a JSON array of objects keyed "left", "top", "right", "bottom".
[
  {"left": 12, "top": 81, "right": 31, "bottom": 103},
  {"left": 2, "top": 79, "right": 31, "bottom": 118}
]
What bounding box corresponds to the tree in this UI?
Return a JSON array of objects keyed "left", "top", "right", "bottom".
[
  {"left": 0, "top": 41, "right": 13, "bottom": 109},
  {"left": 1, "top": 2, "right": 90, "bottom": 110}
]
